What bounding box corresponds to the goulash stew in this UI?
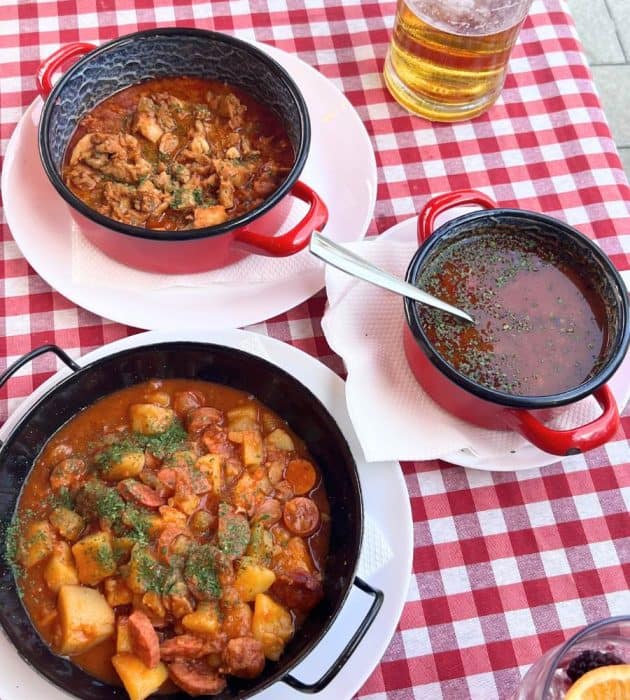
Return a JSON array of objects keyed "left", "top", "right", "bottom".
[
  {"left": 62, "top": 77, "right": 294, "bottom": 230},
  {"left": 7, "top": 379, "right": 329, "bottom": 698}
]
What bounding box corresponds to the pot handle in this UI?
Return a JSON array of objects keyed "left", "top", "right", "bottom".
[
  {"left": 36, "top": 42, "right": 96, "bottom": 99},
  {"left": 417, "top": 189, "right": 497, "bottom": 243},
  {"left": 281, "top": 576, "right": 383, "bottom": 693},
  {"left": 506, "top": 385, "right": 620, "bottom": 456},
  {"left": 0, "top": 345, "right": 81, "bottom": 391},
  {"left": 234, "top": 180, "right": 329, "bottom": 256}
]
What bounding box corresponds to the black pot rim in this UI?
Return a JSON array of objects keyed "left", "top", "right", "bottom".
[
  {"left": 0, "top": 340, "right": 363, "bottom": 700},
  {"left": 38, "top": 27, "right": 311, "bottom": 242},
  {"left": 404, "top": 208, "right": 630, "bottom": 409}
]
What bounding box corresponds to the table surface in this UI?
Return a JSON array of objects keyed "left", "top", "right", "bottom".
[{"left": 1, "top": 1, "right": 630, "bottom": 699}]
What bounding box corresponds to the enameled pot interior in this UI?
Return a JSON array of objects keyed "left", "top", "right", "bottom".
[
  {"left": 0, "top": 342, "right": 363, "bottom": 700},
  {"left": 39, "top": 28, "right": 310, "bottom": 241},
  {"left": 405, "top": 210, "right": 630, "bottom": 408}
]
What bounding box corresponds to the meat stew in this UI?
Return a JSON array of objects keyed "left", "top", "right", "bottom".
[
  {"left": 62, "top": 77, "right": 294, "bottom": 231},
  {"left": 6, "top": 378, "right": 330, "bottom": 698}
]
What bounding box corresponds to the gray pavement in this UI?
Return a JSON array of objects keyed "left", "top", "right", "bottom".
[{"left": 566, "top": 0, "right": 630, "bottom": 178}]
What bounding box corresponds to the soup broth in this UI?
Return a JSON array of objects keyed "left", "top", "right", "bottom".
[{"left": 416, "top": 229, "right": 608, "bottom": 396}]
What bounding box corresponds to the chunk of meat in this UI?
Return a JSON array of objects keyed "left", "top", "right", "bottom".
[
  {"left": 221, "top": 637, "right": 265, "bottom": 679},
  {"left": 117, "top": 479, "right": 165, "bottom": 508},
  {"left": 128, "top": 610, "right": 160, "bottom": 669},
  {"left": 133, "top": 180, "right": 170, "bottom": 216},
  {"left": 252, "top": 499, "right": 282, "bottom": 528},
  {"left": 67, "top": 164, "right": 98, "bottom": 190},
  {"left": 168, "top": 659, "right": 227, "bottom": 696},
  {"left": 159, "top": 633, "right": 224, "bottom": 661},
  {"left": 157, "top": 466, "right": 191, "bottom": 495},
  {"left": 172, "top": 390, "right": 204, "bottom": 418},
  {"left": 193, "top": 205, "right": 228, "bottom": 228},
  {"left": 201, "top": 427, "right": 234, "bottom": 457},
  {"left": 270, "top": 570, "right": 324, "bottom": 614},
  {"left": 133, "top": 96, "right": 164, "bottom": 143},
  {"left": 50, "top": 458, "right": 86, "bottom": 491},
  {"left": 186, "top": 407, "right": 223, "bottom": 434},
  {"left": 70, "top": 132, "right": 152, "bottom": 184},
  {"left": 157, "top": 524, "right": 190, "bottom": 565},
  {"left": 283, "top": 497, "right": 320, "bottom": 536}
]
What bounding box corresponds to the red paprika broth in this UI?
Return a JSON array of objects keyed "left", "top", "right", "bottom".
[
  {"left": 62, "top": 77, "right": 294, "bottom": 231},
  {"left": 8, "top": 379, "right": 329, "bottom": 697},
  {"left": 416, "top": 229, "right": 608, "bottom": 396}
]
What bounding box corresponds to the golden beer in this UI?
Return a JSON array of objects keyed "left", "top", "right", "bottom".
[{"left": 383, "top": 0, "right": 532, "bottom": 121}]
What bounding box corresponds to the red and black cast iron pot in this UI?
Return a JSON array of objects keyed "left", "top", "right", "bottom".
[
  {"left": 37, "top": 28, "right": 328, "bottom": 274},
  {"left": 403, "top": 190, "right": 630, "bottom": 457},
  {"left": 0, "top": 342, "right": 381, "bottom": 699}
]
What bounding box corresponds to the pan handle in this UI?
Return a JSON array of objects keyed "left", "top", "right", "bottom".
[
  {"left": 0, "top": 344, "right": 80, "bottom": 392},
  {"left": 282, "top": 576, "right": 384, "bottom": 693}
]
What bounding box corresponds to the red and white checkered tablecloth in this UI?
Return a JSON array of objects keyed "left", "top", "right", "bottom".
[{"left": 1, "top": 1, "right": 629, "bottom": 699}]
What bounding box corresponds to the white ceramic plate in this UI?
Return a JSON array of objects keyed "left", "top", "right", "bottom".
[
  {"left": 0, "top": 329, "right": 413, "bottom": 700},
  {"left": 379, "top": 216, "right": 630, "bottom": 472},
  {"left": 1, "top": 42, "right": 377, "bottom": 330}
]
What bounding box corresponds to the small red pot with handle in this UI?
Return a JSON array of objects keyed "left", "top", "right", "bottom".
[
  {"left": 37, "top": 29, "right": 328, "bottom": 274},
  {"left": 403, "top": 190, "right": 630, "bottom": 456}
]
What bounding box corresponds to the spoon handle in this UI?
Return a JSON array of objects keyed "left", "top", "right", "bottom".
[{"left": 309, "top": 231, "right": 474, "bottom": 323}]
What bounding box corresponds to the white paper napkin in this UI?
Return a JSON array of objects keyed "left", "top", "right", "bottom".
[
  {"left": 70, "top": 196, "right": 323, "bottom": 291},
  {"left": 321, "top": 236, "right": 606, "bottom": 464}
]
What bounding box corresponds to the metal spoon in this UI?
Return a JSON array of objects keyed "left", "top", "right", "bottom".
[{"left": 309, "top": 231, "right": 474, "bottom": 324}]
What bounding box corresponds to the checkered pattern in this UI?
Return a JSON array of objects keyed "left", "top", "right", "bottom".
[{"left": 1, "top": 1, "right": 629, "bottom": 698}]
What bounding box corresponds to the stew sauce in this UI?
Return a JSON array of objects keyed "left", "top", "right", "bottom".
[
  {"left": 7, "top": 379, "right": 329, "bottom": 697},
  {"left": 63, "top": 77, "right": 294, "bottom": 230}
]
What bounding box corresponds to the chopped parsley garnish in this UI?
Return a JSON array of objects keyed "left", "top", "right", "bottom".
[
  {"left": 47, "top": 486, "right": 74, "bottom": 510},
  {"left": 133, "top": 547, "right": 170, "bottom": 594},
  {"left": 123, "top": 506, "right": 153, "bottom": 545},
  {"left": 218, "top": 503, "right": 250, "bottom": 558},
  {"left": 184, "top": 544, "right": 221, "bottom": 599},
  {"left": 141, "top": 421, "right": 188, "bottom": 458},
  {"left": 93, "top": 437, "right": 138, "bottom": 471},
  {"left": 77, "top": 481, "right": 125, "bottom": 522}
]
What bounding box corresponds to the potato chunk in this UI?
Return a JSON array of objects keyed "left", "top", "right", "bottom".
[
  {"left": 102, "top": 450, "right": 146, "bottom": 481},
  {"left": 195, "top": 454, "right": 223, "bottom": 494},
  {"left": 265, "top": 428, "right": 295, "bottom": 452},
  {"left": 234, "top": 562, "right": 276, "bottom": 602},
  {"left": 19, "top": 520, "right": 56, "bottom": 568},
  {"left": 129, "top": 404, "right": 175, "bottom": 435},
  {"left": 44, "top": 541, "right": 79, "bottom": 593},
  {"left": 227, "top": 405, "right": 258, "bottom": 431},
  {"left": 72, "top": 531, "right": 116, "bottom": 585},
  {"left": 57, "top": 584, "right": 115, "bottom": 655},
  {"left": 112, "top": 653, "right": 168, "bottom": 700},
  {"left": 116, "top": 617, "right": 133, "bottom": 653},
  {"left": 229, "top": 430, "right": 264, "bottom": 468},
  {"left": 252, "top": 593, "right": 294, "bottom": 661},
  {"left": 49, "top": 506, "right": 84, "bottom": 541},
  {"left": 181, "top": 601, "right": 221, "bottom": 637},
  {"left": 104, "top": 577, "right": 134, "bottom": 607}
]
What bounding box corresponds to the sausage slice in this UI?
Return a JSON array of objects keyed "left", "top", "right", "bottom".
[
  {"left": 159, "top": 633, "right": 224, "bottom": 661},
  {"left": 118, "top": 479, "right": 165, "bottom": 508},
  {"left": 168, "top": 660, "right": 227, "bottom": 696},
  {"left": 128, "top": 610, "right": 160, "bottom": 669},
  {"left": 221, "top": 636, "right": 265, "bottom": 679}
]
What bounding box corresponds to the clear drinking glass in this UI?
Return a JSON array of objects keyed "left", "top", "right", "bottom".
[
  {"left": 383, "top": 0, "right": 535, "bottom": 122},
  {"left": 511, "top": 616, "right": 630, "bottom": 699}
]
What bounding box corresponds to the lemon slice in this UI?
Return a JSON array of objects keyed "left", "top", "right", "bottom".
[{"left": 565, "top": 663, "right": 630, "bottom": 699}]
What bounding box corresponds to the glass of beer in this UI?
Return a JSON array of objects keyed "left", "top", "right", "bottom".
[{"left": 383, "top": 0, "right": 534, "bottom": 122}]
